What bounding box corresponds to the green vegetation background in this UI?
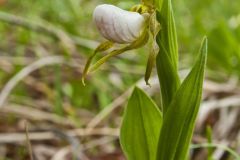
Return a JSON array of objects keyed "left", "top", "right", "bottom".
[{"left": 0, "top": 0, "right": 239, "bottom": 127}]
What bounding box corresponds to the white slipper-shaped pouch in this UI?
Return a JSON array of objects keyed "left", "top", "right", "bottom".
[{"left": 93, "top": 4, "right": 146, "bottom": 44}]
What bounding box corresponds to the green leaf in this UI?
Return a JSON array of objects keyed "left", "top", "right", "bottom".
[
  {"left": 156, "top": 0, "right": 180, "bottom": 112},
  {"left": 120, "top": 87, "right": 162, "bottom": 160},
  {"left": 157, "top": 37, "right": 208, "bottom": 160}
]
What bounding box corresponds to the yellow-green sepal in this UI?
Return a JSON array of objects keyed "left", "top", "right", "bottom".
[
  {"left": 89, "top": 29, "right": 149, "bottom": 73},
  {"left": 82, "top": 41, "right": 113, "bottom": 85},
  {"left": 144, "top": 12, "right": 160, "bottom": 85},
  {"left": 141, "top": 0, "right": 155, "bottom": 8},
  {"left": 145, "top": 43, "right": 158, "bottom": 86}
]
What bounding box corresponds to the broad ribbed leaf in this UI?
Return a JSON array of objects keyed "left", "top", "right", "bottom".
[
  {"left": 157, "top": 37, "right": 208, "bottom": 160},
  {"left": 156, "top": 0, "right": 180, "bottom": 112},
  {"left": 120, "top": 87, "right": 162, "bottom": 160}
]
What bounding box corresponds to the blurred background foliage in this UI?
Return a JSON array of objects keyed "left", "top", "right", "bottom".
[
  {"left": 0, "top": 0, "right": 239, "bottom": 113},
  {"left": 0, "top": 0, "right": 239, "bottom": 159}
]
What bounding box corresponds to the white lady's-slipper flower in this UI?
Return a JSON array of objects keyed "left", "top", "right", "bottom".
[
  {"left": 93, "top": 4, "right": 147, "bottom": 44},
  {"left": 82, "top": 3, "right": 159, "bottom": 86}
]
